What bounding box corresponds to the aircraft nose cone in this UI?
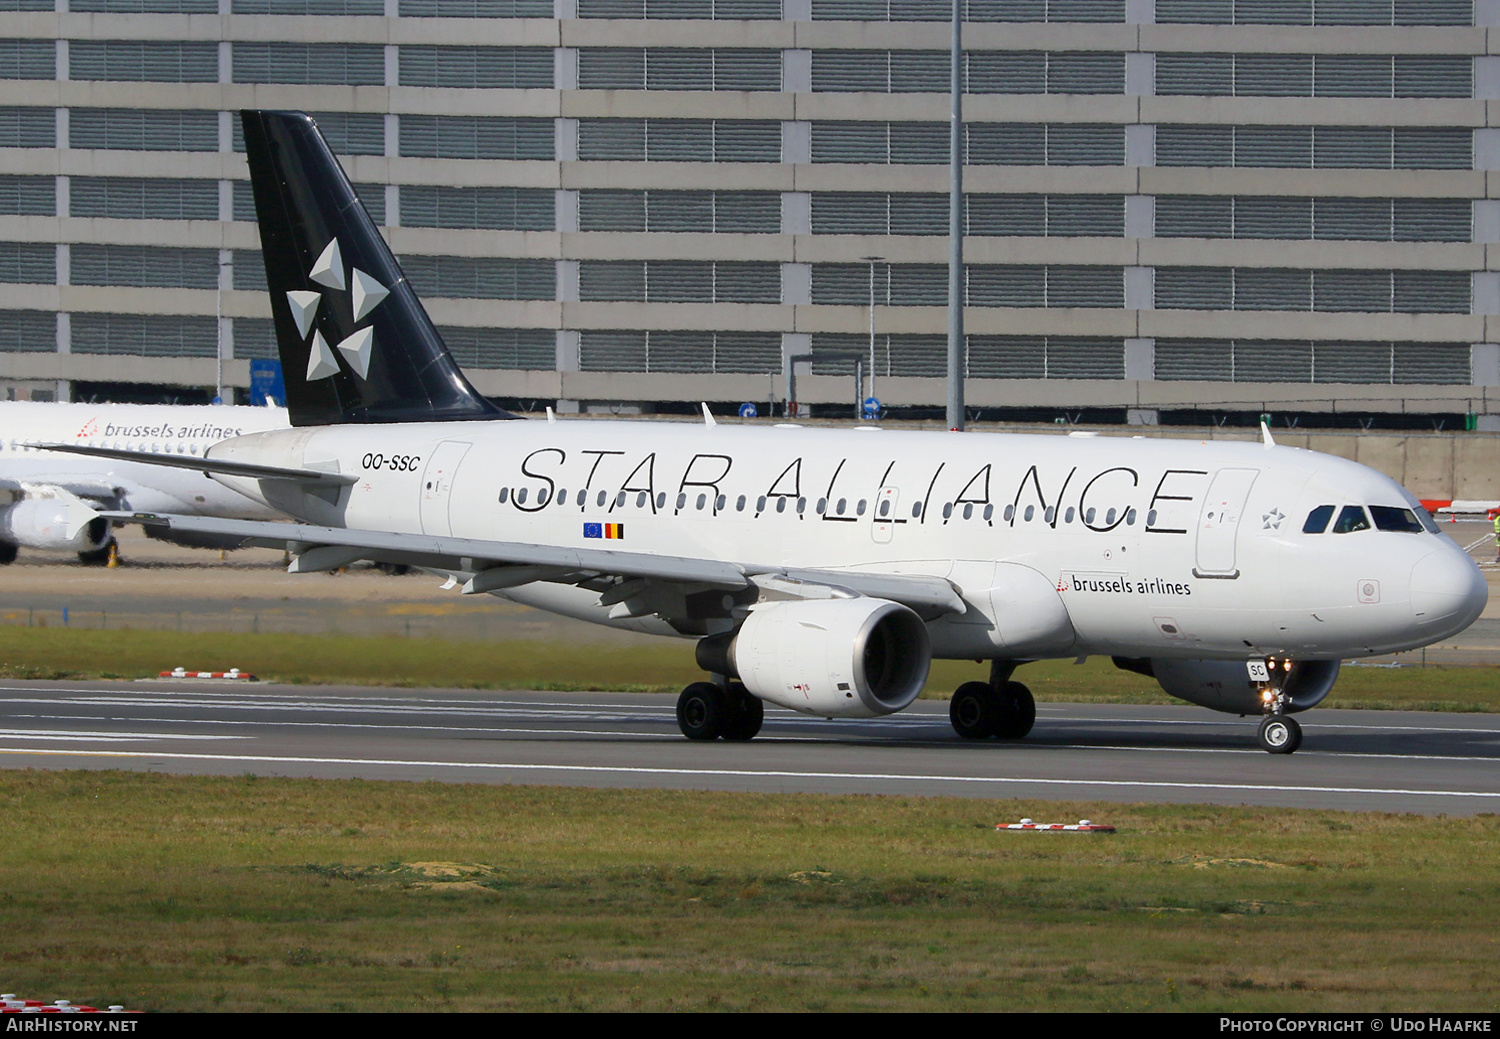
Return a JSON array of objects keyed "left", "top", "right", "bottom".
[{"left": 1410, "top": 548, "right": 1488, "bottom": 633}]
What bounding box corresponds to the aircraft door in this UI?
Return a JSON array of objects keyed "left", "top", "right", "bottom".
[
  {"left": 1194, "top": 467, "right": 1258, "bottom": 578},
  {"left": 871, "top": 486, "right": 900, "bottom": 543},
  {"left": 419, "top": 440, "right": 471, "bottom": 536}
]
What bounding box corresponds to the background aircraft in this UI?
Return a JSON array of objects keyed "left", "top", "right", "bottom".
[
  {"left": 0, "top": 401, "right": 287, "bottom": 562},
  {"left": 68, "top": 111, "right": 1489, "bottom": 754}
]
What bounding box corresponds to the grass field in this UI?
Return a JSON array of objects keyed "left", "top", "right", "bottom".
[
  {"left": 0, "top": 770, "right": 1496, "bottom": 1012},
  {"left": 0, "top": 625, "right": 1494, "bottom": 712}
]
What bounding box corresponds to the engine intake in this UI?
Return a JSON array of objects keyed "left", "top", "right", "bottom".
[{"left": 697, "top": 598, "right": 931, "bottom": 718}]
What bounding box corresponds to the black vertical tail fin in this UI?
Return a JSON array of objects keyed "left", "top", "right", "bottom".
[{"left": 241, "top": 110, "right": 514, "bottom": 427}]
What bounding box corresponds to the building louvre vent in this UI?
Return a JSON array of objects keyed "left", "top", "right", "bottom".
[
  {"left": 400, "top": 186, "right": 555, "bottom": 231},
  {"left": 1393, "top": 199, "right": 1470, "bottom": 242},
  {"left": 1314, "top": 127, "right": 1392, "bottom": 168},
  {"left": 1315, "top": 55, "right": 1391, "bottom": 97},
  {"left": 400, "top": 255, "right": 556, "bottom": 300},
  {"left": 1237, "top": 54, "right": 1312, "bottom": 96},
  {"left": 71, "top": 244, "right": 218, "bottom": 289},
  {"left": 70, "top": 177, "right": 219, "bottom": 220},
  {"left": 1392, "top": 270, "right": 1470, "bottom": 313},
  {"left": 233, "top": 42, "right": 383, "bottom": 85},
  {"left": 1155, "top": 338, "right": 1232, "bottom": 379},
  {"left": 1047, "top": 195, "right": 1124, "bottom": 236},
  {"left": 580, "top": 191, "right": 648, "bottom": 231},
  {"left": 578, "top": 330, "right": 779, "bottom": 373},
  {"left": 578, "top": 120, "right": 646, "bottom": 160},
  {"left": 0, "top": 309, "right": 54, "bottom": 350},
  {"left": 70, "top": 109, "right": 219, "bottom": 152},
  {"left": 966, "top": 123, "right": 1047, "bottom": 164},
  {"left": 233, "top": 0, "right": 383, "bottom": 12},
  {"left": 1235, "top": 268, "right": 1311, "bottom": 310},
  {"left": 713, "top": 121, "right": 780, "bottom": 161},
  {"left": 1315, "top": 341, "right": 1390, "bottom": 383},
  {"left": 1156, "top": 196, "right": 1233, "bottom": 238},
  {"left": 965, "top": 196, "right": 1041, "bottom": 236},
  {"left": 963, "top": 51, "right": 1047, "bottom": 93},
  {"left": 0, "top": 176, "right": 52, "bottom": 216},
  {"left": 0, "top": 39, "right": 56, "bottom": 80},
  {"left": 1048, "top": 124, "right": 1123, "bottom": 164},
  {"left": 1236, "top": 340, "right": 1313, "bottom": 382},
  {"left": 1157, "top": 54, "right": 1233, "bottom": 95},
  {"left": 0, "top": 0, "right": 58, "bottom": 8},
  {"left": 400, "top": 0, "right": 552, "bottom": 13},
  {"left": 1235, "top": 196, "right": 1311, "bottom": 239},
  {"left": 965, "top": 266, "right": 1047, "bottom": 306},
  {"left": 399, "top": 115, "right": 554, "bottom": 159},
  {"left": 1312, "top": 198, "right": 1388, "bottom": 240},
  {"left": 580, "top": 49, "right": 779, "bottom": 90},
  {"left": 811, "top": 0, "right": 1125, "bottom": 21},
  {"left": 814, "top": 51, "right": 899, "bottom": 92},
  {"left": 812, "top": 122, "right": 887, "bottom": 162},
  {"left": 968, "top": 334, "right": 1047, "bottom": 378},
  {"left": 578, "top": 190, "right": 783, "bottom": 233},
  {"left": 232, "top": 112, "right": 384, "bottom": 155},
  {"left": 1043, "top": 336, "right": 1124, "bottom": 378},
  {"left": 1236, "top": 126, "right": 1312, "bottom": 167},
  {"left": 73, "top": 0, "right": 216, "bottom": 11},
  {"left": 580, "top": 330, "right": 647, "bottom": 371},
  {"left": 1392, "top": 343, "right": 1471, "bottom": 384},
  {"left": 889, "top": 121, "right": 947, "bottom": 163},
  {"left": 231, "top": 317, "right": 277, "bottom": 359},
  {"left": 0, "top": 242, "right": 54, "bottom": 284},
  {"left": 1393, "top": 128, "right": 1471, "bottom": 169},
  {"left": 1158, "top": 0, "right": 1473, "bottom": 24},
  {"left": 398, "top": 46, "right": 553, "bottom": 88},
  {"left": 71, "top": 40, "right": 219, "bottom": 82},
  {"left": 1157, "top": 125, "right": 1234, "bottom": 166},
  {"left": 438, "top": 326, "right": 555, "bottom": 369},
  {"left": 1394, "top": 56, "right": 1471, "bottom": 98},
  {"left": 0, "top": 107, "right": 53, "bottom": 147},
  {"left": 1047, "top": 265, "right": 1122, "bottom": 307},
  {"left": 1314, "top": 269, "right": 1391, "bottom": 311},
  {"left": 232, "top": 250, "right": 268, "bottom": 291},
  {"left": 1156, "top": 267, "right": 1234, "bottom": 309},
  {"left": 72, "top": 313, "right": 217, "bottom": 357}
]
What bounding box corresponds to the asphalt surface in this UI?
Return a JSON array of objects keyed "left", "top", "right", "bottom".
[{"left": 1, "top": 679, "right": 1498, "bottom": 815}]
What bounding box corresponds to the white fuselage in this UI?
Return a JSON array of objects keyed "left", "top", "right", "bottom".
[
  {"left": 209, "top": 419, "right": 1488, "bottom": 662},
  {"left": 0, "top": 401, "right": 287, "bottom": 518}
]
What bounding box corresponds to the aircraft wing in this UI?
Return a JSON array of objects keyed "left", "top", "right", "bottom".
[
  {"left": 38, "top": 443, "right": 357, "bottom": 486},
  {"left": 0, "top": 473, "right": 121, "bottom": 501},
  {"left": 100, "top": 511, "right": 965, "bottom": 616}
]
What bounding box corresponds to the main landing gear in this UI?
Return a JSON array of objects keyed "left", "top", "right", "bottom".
[
  {"left": 950, "top": 662, "right": 1035, "bottom": 740},
  {"left": 676, "top": 680, "right": 764, "bottom": 742}
]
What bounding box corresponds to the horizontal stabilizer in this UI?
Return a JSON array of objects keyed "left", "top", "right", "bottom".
[{"left": 39, "top": 443, "right": 356, "bottom": 486}]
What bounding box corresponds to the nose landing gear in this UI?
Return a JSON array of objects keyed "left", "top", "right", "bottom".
[
  {"left": 1255, "top": 658, "right": 1303, "bottom": 754},
  {"left": 1257, "top": 714, "right": 1302, "bottom": 754}
]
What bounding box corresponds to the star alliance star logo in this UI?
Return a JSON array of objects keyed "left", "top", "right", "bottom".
[
  {"left": 1262, "top": 507, "right": 1285, "bottom": 530},
  {"left": 285, "top": 238, "right": 390, "bottom": 382}
]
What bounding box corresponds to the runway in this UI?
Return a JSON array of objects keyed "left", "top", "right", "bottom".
[{"left": 1, "top": 679, "right": 1498, "bottom": 815}]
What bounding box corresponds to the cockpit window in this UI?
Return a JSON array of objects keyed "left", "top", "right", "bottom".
[
  {"left": 1369, "top": 506, "right": 1424, "bottom": 533},
  {"left": 1302, "top": 505, "right": 1334, "bottom": 534},
  {"left": 1331, "top": 505, "right": 1371, "bottom": 534}
]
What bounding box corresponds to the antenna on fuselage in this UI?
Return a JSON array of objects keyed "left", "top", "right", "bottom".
[{"left": 1260, "top": 419, "right": 1276, "bottom": 449}]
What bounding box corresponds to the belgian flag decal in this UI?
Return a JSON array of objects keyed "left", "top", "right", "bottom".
[{"left": 584, "top": 522, "right": 624, "bottom": 540}]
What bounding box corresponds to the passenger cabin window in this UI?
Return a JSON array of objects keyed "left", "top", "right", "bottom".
[
  {"left": 1302, "top": 505, "right": 1334, "bottom": 533},
  {"left": 1369, "top": 506, "right": 1424, "bottom": 533},
  {"left": 1331, "top": 505, "right": 1370, "bottom": 534}
]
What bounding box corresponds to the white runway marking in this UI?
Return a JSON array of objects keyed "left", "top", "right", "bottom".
[
  {"left": 0, "top": 728, "right": 247, "bottom": 742},
  {"left": 2, "top": 747, "right": 1497, "bottom": 800}
]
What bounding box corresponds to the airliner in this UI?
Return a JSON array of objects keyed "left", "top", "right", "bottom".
[
  {"left": 0, "top": 401, "right": 287, "bottom": 562},
  {"left": 53, "top": 111, "right": 1490, "bottom": 753}
]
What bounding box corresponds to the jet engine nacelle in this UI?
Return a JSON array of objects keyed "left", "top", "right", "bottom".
[
  {"left": 701, "top": 598, "right": 932, "bottom": 718},
  {"left": 0, "top": 498, "right": 110, "bottom": 553},
  {"left": 1114, "top": 657, "right": 1341, "bottom": 715}
]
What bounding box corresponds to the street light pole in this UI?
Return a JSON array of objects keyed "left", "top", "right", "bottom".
[
  {"left": 861, "top": 255, "right": 882, "bottom": 410},
  {"left": 946, "top": 0, "right": 965, "bottom": 431}
]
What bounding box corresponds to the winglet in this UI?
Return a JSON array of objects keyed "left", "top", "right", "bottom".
[
  {"left": 701, "top": 403, "right": 717, "bottom": 427},
  {"left": 1260, "top": 420, "right": 1276, "bottom": 449}
]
